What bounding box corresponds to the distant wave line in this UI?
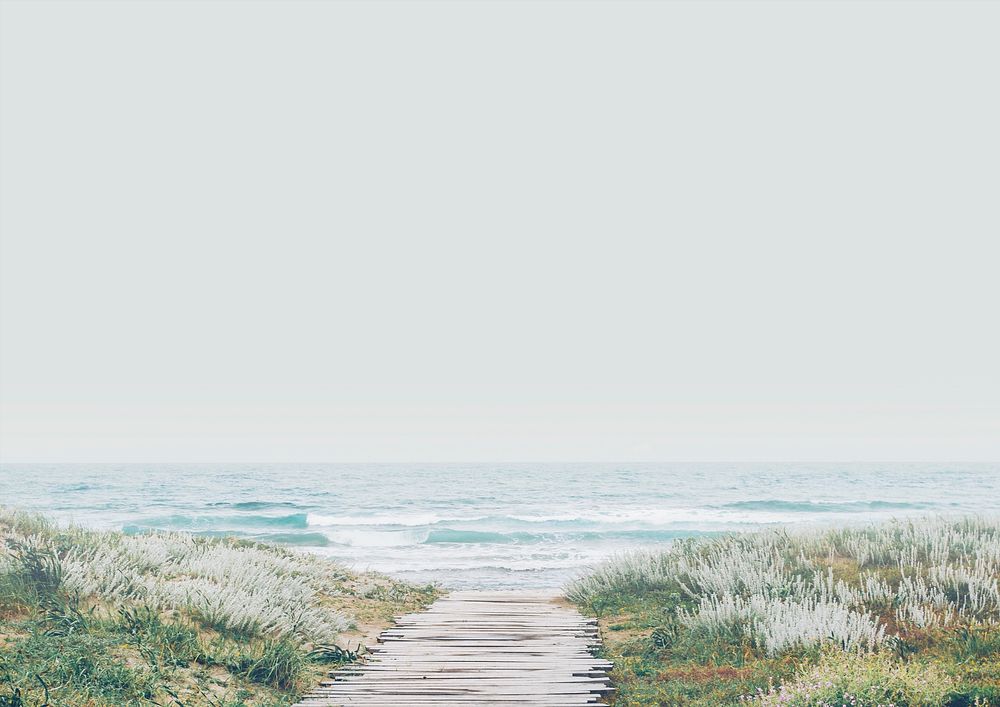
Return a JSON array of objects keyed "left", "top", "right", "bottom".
[{"left": 717, "top": 499, "right": 943, "bottom": 513}]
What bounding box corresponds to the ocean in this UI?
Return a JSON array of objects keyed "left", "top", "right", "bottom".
[{"left": 1, "top": 463, "right": 997, "bottom": 589}]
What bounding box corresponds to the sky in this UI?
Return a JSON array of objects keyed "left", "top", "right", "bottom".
[{"left": 0, "top": 1, "right": 998, "bottom": 463}]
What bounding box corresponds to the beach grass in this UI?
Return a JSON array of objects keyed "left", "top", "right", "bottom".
[
  {"left": 567, "top": 516, "right": 1000, "bottom": 706},
  {"left": 0, "top": 507, "right": 439, "bottom": 706}
]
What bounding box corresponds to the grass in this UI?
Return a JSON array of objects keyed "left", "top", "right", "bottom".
[
  {"left": 566, "top": 517, "right": 1000, "bottom": 706},
  {"left": 0, "top": 507, "right": 439, "bottom": 706}
]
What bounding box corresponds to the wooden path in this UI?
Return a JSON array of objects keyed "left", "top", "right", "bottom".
[{"left": 294, "top": 590, "right": 612, "bottom": 706}]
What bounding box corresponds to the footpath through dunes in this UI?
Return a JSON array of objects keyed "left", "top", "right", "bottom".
[{"left": 294, "top": 590, "right": 612, "bottom": 706}]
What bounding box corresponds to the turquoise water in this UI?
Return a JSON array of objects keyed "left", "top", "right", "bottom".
[{"left": 1, "top": 463, "right": 997, "bottom": 588}]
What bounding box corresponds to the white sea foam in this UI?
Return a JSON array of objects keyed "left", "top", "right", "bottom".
[
  {"left": 307, "top": 512, "right": 487, "bottom": 527},
  {"left": 322, "top": 528, "right": 429, "bottom": 547}
]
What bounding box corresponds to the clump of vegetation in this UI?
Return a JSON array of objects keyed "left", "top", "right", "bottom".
[
  {"left": 567, "top": 517, "right": 1000, "bottom": 706},
  {"left": 0, "top": 507, "right": 438, "bottom": 706},
  {"left": 42, "top": 515, "right": 361, "bottom": 645},
  {"left": 748, "top": 651, "right": 956, "bottom": 706}
]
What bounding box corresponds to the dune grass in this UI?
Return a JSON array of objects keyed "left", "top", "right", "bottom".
[
  {"left": 0, "top": 507, "right": 438, "bottom": 706},
  {"left": 567, "top": 517, "right": 1000, "bottom": 706}
]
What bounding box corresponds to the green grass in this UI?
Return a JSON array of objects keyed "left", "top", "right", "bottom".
[
  {"left": 0, "top": 507, "right": 439, "bottom": 706},
  {"left": 568, "top": 517, "right": 1000, "bottom": 706}
]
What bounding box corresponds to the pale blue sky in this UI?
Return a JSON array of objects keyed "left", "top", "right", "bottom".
[{"left": 1, "top": 1, "right": 997, "bottom": 462}]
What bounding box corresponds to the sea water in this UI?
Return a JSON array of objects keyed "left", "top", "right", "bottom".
[{"left": 1, "top": 463, "right": 997, "bottom": 589}]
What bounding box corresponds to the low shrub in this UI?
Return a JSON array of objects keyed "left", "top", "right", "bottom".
[
  {"left": 746, "top": 652, "right": 956, "bottom": 706},
  {"left": 228, "top": 638, "right": 305, "bottom": 690}
]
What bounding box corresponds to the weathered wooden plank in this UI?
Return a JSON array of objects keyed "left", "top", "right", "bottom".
[
  {"left": 306, "top": 679, "right": 611, "bottom": 689},
  {"left": 299, "top": 701, "right": 601, "bottom": 704}
]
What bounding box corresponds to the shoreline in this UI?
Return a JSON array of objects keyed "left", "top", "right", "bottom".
[{"left": 6, "top": 462, "right": 997, "bottom": 596}]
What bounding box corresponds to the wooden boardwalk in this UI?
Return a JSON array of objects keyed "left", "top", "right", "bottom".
[{"left": 294, "top": 590, "right": 612, "bottom": 706}]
